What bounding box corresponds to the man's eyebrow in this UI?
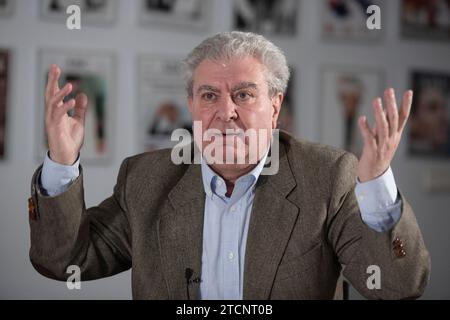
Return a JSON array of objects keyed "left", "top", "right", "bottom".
[
  {"left": 197, "top": 85, "right": 220, "bottom": 94},
  {"left": 231, "top": 82, "right": 258, "bottom": 92}
]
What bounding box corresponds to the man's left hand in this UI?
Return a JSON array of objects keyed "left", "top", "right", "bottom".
[{"left": 357, "top": 88, "right": 412, "bottom": 182}]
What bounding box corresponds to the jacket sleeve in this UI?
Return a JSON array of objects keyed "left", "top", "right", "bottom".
[
  {"left": 326, "top": 152, "right": 431, "bottom": 299},
  {"left": 28, "top": 158, "right": 132, "bottom": 282}
]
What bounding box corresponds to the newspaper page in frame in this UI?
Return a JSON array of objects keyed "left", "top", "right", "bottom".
[
  {"left": 37, "top": 49, "right": 115, "bottom": 163},
  {"left": 137, "top": 55, "right": 192, "bottom": 152},
  {"left": 320, "top": 65, "right": 384, "bottom": 157},
  {"left": 321, "top": 0, "right": 384, "bottom": 42},
  {"left": 233, "top": 0, "right": 298, "bottom": 36},
  {"left": 139, "top": 0, "right": 209, "bottom": 31},
  {"left": 401, "top": 0, "right": 450, "bottom": 42},
  {"left": 409, "top": 70, "right": 450, "bottom": 158}
]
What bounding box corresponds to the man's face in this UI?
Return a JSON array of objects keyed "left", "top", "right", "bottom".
[{"left": 187, "top": 56, "right": 283, "bottom": 171}]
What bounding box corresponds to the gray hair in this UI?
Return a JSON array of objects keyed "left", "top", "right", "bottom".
[{"left": 182, "top": 31, "right": 290, "bottom": 97}]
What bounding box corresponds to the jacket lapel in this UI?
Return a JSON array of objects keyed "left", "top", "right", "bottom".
[
  {"left": 243, "top": 143, "right": 299, "bottom": 299},
  {"left": 156, "top": 141, "right": 299, "bottom": 300},
  {"left": 157, "top": 150, "right": 205, "bottom": 299}
]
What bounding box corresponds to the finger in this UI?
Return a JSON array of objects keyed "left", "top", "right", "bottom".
[
  {"left": 45, "top": 64, "right": 61, "bottom": 101},
  {"left": 373, "top": 97, "right": 389, "bottom": 144},
  {"left": 358, "top": 115, "right": 377, "bottom": 148},
  {"left": 49, "top": 83, "right": 72, "bottom": 109},
  {"left": 398, "top": 90, "right": 413, "bottom": 133},
  {"left": 73, "top": 93, "right": 88, "bottom": 125},
  {"left": 51, "top": 98, "right": 76, "bottom": 121},
  {"left": 384, "top": 88, "right": 399, "bottom": 136}
]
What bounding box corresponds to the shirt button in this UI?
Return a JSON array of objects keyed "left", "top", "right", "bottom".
[
  {"left": 230, "top": 205, "right": 236, "bottom": 213},
  {"left": 228, "top": 252, "right": 234, "bottom": 260},
  {"left": 217, "top": 180, "right": 223, "bottom": 186}
]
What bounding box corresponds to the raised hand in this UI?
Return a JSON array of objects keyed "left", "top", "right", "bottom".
[
  {"left": 357, "top": 88, "right": 412, "bottom": 182},
  {"left": 45, "top": 64, "right": 88, "bottom": 165}
]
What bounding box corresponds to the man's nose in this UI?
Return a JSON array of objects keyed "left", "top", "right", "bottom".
[{"left": 217, "top": 96, "right": 238, "bottom": 122}]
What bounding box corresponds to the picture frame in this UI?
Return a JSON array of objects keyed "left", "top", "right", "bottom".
[
  {"left": 138, "top": 0, "right": 210, "bottom": 31},
  {"left": 136, "top": 55, "right": 192, "bottom": 152},
  {"left": 36, "top": 49, "right": 116, "bottom": 163},
  {"left": 233, "top": 0, "right": 299, "bottom": 36},
  {"left": 401, "top": 0, "right": 450, "bottom": 42},
  {"left": 408, "top": 70, "right": 450, "bottom": 158},
  {"left": 40, "top": 0, "right": 118, "bottom": 26},
  {"left": 321, "top": 0, "right": 384, "bottom": 43},
  {"left": 320, "top": 65, "right": 384, "bottom": 157}
]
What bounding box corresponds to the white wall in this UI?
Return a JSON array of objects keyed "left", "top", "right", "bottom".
[{"left": 0, "top": 0, "right": 449, "bottom": 299}]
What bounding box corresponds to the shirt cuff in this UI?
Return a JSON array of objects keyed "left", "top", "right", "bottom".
[
  {"left": 40, "top": 151, "right": 80, "bottom": 197},
  {"left": 355, "top": 167, "right": 402, "bottom": 232}
]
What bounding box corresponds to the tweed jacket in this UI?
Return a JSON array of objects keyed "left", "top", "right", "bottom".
[{"left": 28, "top": 131, "right": 430, "bottom": 299}]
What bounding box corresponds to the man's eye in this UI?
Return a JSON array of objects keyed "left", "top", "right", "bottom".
[
  {"left": 236, "top": 92, "right": 252, "bottom": 101},
  {"left": 202, "top": 92, "right": 216, "bottom": 101}
]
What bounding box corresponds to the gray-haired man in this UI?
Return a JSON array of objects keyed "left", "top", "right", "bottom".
[{"left": 28, "top": 31, "right": 430, "bottom": 299}]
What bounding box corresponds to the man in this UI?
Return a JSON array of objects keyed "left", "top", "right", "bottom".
[{"left": 28, "top": 31, "right": 430, "bottom": 299}]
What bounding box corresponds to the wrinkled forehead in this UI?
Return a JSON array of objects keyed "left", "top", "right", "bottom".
[{"left": 192, "top": 56, "right": 270, "bottom": 91}]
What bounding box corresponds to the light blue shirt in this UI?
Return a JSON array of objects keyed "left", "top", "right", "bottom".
[
  {"left": 199, "top": 151, "right": 268, "bottom": 300},
  {"left": 40, "top": 150, "right": 402, "bottom": 300}
]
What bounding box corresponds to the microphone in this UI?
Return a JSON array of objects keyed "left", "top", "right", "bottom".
[
  {"left": 185, "top": 268, "right": 193, "bottom": 300},
  {"left": 185, "top": 268, "right": 201, "bottom": 300}
]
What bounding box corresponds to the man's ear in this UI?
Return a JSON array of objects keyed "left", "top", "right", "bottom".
[
  {"left": 271, "top": 93, "right": 283, "bottom": 129},
  {"left": 187, "top": 96, "right": 193, "bottom": 113}
]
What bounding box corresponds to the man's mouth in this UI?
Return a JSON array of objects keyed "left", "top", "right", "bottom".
[{"left": 218, "top": 129, "right": 245, "bottom": 136}]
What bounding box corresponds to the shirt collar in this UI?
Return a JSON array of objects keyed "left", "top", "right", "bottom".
[{"left": 201, "top": 147, "right": 270, "bottom": 200}]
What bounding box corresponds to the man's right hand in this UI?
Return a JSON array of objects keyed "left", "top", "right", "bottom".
[{"left": 45, "top": 64, "right": 88, "bottom": 165}]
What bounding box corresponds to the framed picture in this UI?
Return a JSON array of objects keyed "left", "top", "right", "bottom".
[
  {"left": 233, "top": 0, "right": 298, "bottom": 36},
  {"left": 0, "top": 0, "right": 14, "bottom": 17},
  {"left": 278, "top": 67, "right": 296, "bottom": 134},
  {"left": 139, "top": 0, "right": 210, "bottom": 31},
  {"left": 409, "top": 70, "right": 450, "bottom": 158},
  {"left": 0, "top": 50, "right": 9, "bottom": 160},
  {"left": 320, "top": 65, "right": 384, "bottom": 157},
  {"left": 401, "top": 0, "right": 450, "bottom": 42},
  {"left": 137, "top": 55, "right": 192, "bottom": 152},
  {"left": 321, "top": 0, "right": 384, "bottom": 42},
  {"left": 37, "top": 49, "right": 116, "bottom": 163},
  {"left": 40, "top": 0, "right": 118, "bottom": 26}
]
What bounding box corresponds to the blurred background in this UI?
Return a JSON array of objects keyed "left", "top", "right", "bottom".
[{"left": 0, "top": 0, "right": 449, "bottom": 299}]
